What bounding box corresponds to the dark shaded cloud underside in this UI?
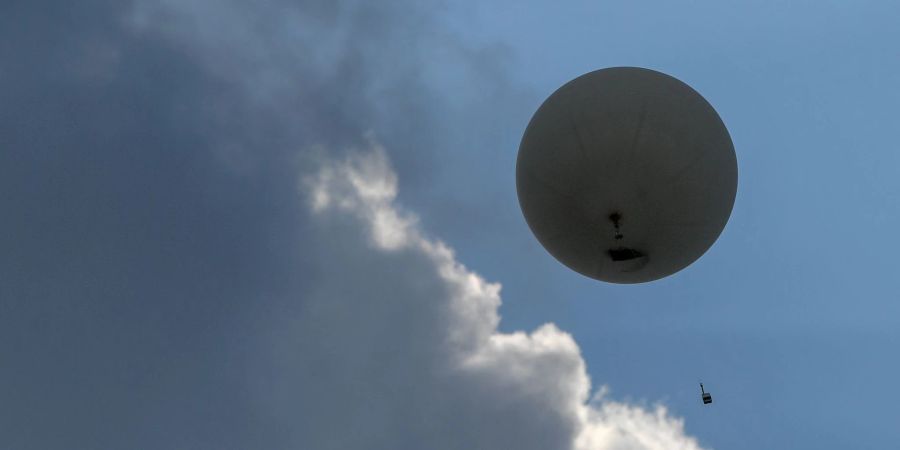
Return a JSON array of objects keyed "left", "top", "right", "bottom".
[{"left": 1, "top": 1, "right": 441, "bottom": 447}]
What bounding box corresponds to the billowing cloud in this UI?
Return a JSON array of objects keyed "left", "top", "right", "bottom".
[
  {"left": 2, "top": 1, "right": 705, "bottom": 448},
  {"left": 279, "top": 143, "right": 705, "bottom": 449}
]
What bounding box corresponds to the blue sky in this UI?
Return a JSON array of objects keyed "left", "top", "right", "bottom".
[
  {"left": 417, "top": 2, "right": 900, "bottom": 448},
  {"left": 3, "top": 1, "right": 899, "bottom": 449}
]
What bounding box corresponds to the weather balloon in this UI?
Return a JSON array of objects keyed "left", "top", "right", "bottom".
[{"left": 517, "top": 67, "right": 737, "bottom": 283}]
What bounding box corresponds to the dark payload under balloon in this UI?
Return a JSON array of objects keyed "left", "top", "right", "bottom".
[{"left": 516, "top": 67, "right": 737, "bottom": 283}]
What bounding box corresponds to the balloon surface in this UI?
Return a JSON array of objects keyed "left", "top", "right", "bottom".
[{"left": 517, "top": 67, "right": 737, "bottom": 283}]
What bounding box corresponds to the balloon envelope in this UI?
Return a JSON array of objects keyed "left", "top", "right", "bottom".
[{"left": 516, "top": 67, "right": 737, "bottom": 283}]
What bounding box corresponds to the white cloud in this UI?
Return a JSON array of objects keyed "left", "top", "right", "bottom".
[{"left": 280, "top": 143, "right": 706, "bottom": 450}]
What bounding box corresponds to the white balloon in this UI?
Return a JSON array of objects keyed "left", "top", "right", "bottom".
[{"left": 517, "top": 67, "right": 737, "bottom": 283}]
